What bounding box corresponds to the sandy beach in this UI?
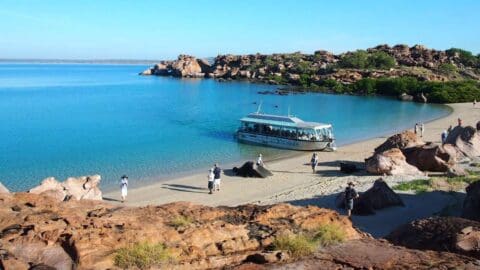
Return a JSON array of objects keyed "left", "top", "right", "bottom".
[{"left": 104, "top": 102, "right": 478, "bottom": 237}]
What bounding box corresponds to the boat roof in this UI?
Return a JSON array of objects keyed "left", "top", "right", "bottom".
[{"left": 240, "top": 113, "right": 332, "bottom": 129}]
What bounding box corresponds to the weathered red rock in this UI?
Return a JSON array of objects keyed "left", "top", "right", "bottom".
[
  {"left": 365, "top": 148, "right": 423, "bottom": 176},
  {"left": 386, "top": 217, "right": 480, "bottom": 259},
  {"left": 374, "top": 131, "right": 425, "bottom": 154}
]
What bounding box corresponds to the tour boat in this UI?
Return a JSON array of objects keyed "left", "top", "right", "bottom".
[{"left": 236, "top": 110, "right": 336, "bottom": 151}]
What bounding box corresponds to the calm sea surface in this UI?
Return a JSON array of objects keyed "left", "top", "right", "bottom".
[{"left": 0, "top": 64, "right": 450, "bottom": 191}]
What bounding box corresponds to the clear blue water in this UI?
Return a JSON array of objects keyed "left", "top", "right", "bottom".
[{"left": 0, "top": 63, "right": 451, "bottom": 191}]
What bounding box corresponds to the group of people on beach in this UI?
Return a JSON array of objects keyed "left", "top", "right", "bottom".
[
  {"left": 207, "top": 163, "right": 222, "bottom": 194},
  {"left": 414, "top": 123, "right": 425, "bottom": 137},
  {"left": 441, "top": 117, "right": 463, "bottom": 144}
]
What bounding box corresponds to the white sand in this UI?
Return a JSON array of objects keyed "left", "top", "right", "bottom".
[{"left": 104, "top": 102, "right": 478, "bottom": 237}]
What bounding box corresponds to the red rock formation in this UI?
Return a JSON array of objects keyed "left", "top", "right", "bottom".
[
  {"left": 365, "top": 148, "right": 423, "bottom": 176},
  {"left": 386, "top": 217, "right": 480, "bottom": 260}
]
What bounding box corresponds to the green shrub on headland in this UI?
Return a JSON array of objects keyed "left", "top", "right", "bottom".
[{"left": 315, "top": 77, "right": 480, "bottom": 103}]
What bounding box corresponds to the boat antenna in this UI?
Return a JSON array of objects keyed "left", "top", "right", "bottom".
[{"left": 256, "top": 101, "right": 263, "bottom": 114}]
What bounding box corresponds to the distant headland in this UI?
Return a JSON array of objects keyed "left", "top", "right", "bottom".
[{"left": 140, "top": 44, "right": 480, "bottom": 103}]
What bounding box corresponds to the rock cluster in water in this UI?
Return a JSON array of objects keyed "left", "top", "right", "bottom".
[{"left": 140, "top": 44, "right": 480, "bottom": 85}]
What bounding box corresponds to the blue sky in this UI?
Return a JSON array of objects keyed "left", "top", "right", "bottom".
[{"left": 0, "top": 0, "right": 479, "bottom": 59}]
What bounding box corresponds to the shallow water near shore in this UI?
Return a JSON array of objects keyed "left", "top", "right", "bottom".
[{"left": 0, "top": 63, "right": 451, "bottom": 191}]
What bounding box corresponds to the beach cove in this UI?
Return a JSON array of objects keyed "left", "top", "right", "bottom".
[
  {"left": 0, "top": 63, "right": 450, "bottom": 191},
  {"left": 106, "top": 103, "right": 479, "bottom": 237}
]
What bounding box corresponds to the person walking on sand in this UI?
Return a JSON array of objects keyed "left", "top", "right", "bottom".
[
  {"left": 311, "top": 153, "right": 318, "bottom": 173},
  {"left": 213, "top": 163, "right": 222, "bottom": 191},
  {"left": 120, "top": 175, "right": 128, "bottom": 203},
  {"left": 420, "top": 123, "right": 425, "bottom": 137},
  {"left": 414, "top": 123, "right": 418, "bottom": 134},
  {"left": 344, "top": 182, "right": 359, "bottom": 218},
  {"left": 256, "top": 154, "right": 264, "bottom": 167},
  {"left": 207, "top": 169, "right": 215, "bottom": 194}
]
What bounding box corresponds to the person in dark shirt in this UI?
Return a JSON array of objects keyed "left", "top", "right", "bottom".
[
  {"left": 344, "top": 182, "right": 359, "bottom": 217},
  {"left": 213, "top": 163, "right": 222, "bottom": 191}
]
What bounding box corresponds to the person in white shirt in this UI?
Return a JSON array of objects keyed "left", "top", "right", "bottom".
[
  {"left": 256, "top": 154, "right": 264, "bottom": 167},
  {"left": 207, "top": 169, "right": 214, "bottom": 194},
  {"left": 311, "top": 153, "right": 318, "bottom": 173},
  {"left": 120, "top": 175, "right": 128, "bottom": 203}
]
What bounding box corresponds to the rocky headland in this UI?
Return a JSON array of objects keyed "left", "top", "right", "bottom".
[{"left": 141, "top": 45, "right": 480, "bottom": 103}]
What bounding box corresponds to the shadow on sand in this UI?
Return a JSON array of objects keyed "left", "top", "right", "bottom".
[
  {"left": 285, "top": 190, "right": 465, "bottom": 238},
  {"left": 161, "top": 184, "right": 208, "bottom": 194},
  {"left": 102, "top": 197, "right": 122, "bottom": 202}
]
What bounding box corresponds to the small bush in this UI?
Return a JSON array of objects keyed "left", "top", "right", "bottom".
[
  {"left": 114, "top": 242, "right": 174, "bottom": 269},
  {"left": 169, "top": 215, "right": 193, "bottom": 229},
  {"left": 313, "top": 224, "right": 346, "bottom": 246},
  {"left": 393, "top": 179, "right": 431, "bottom": 194},
  {"left": 273, "top": 224, "right": 345, "bottom": 258},
  {"left": 273, "top": 234, "right": 317, "bottom": 258}
]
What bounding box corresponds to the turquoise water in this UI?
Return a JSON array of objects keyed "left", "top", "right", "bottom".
[{"left": 0, "top": 64, "right": 450, "bottom": 191}]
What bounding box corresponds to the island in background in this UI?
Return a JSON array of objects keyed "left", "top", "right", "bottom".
[{"left": 141, "top": 44, "right": 480, "bottom": 103}]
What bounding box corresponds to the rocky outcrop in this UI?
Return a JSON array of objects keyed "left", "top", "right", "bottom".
[
  {"left": 141, "top": 44, "right": 479, "bottom": 91},
  {"left": 374, "top": 130, "right": 424, "bottom": 154},
  {"left": 386, "top": 217, "right": 480, "bottom": 259},
  {"left": 445, "top": 125, "right": 480, "bottom": 159},
  {"left": 140, "top": 55, "right": 211, "bottom": 78},
  {"left": 0, "top": 193, "right": 360, "bottom": 269},
  {"left": 246, "top": 238, "right": 480, "bottom": 269},
  {"left": 28, "top": 175, "right": 102, "bottom": 201},
  {"left": 365, "top": 148, "right": 423, "bottom": 176},
  {"left": 403, "top": 143, "right": 454, "bottom": 171},
  {"left": 462, "top": 181, "right": 480, "bottom": 222}
]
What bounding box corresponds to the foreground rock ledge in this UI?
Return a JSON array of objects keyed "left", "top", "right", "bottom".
[{"left": 0, "top": 193, "right": 478, "bottom": 269}]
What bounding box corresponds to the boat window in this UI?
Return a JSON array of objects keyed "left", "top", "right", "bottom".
[{"left": 298, "top": 128, "right": 318, "bottom": 141}]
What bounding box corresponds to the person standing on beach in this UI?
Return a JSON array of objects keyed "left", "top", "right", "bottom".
[
  {"left": 414, "top": 123, "right": 418, "bottom": 134},
  {"left": 256, "top": 154, "right": 264, "bottom": 167},
  {"left": 311, "top": 153, "right": 318, "bottom": 173},
  {"left": 448, "top": 125, "right": 453, "bottom": 133},
  {"left": 474, "top": 99, "right": 477, "bottom": 108},
  {"left": 207, "top": 169, "right": 215, "bottom": 194},
  {"left": 344, "top": 182, "right": 359, "bottom": 218},
  {"left": 441, "top": 130, "right": 448, "bottom": 144},
  {"left": 420, "top": 123, "right": 425, "bottom": 137},
  {"left": 458, "top": 118, "right": 463, "bottom": 127},
  {"left": 213, "top": 163, "right": 222, "bottom": 191},
  {"left": 120, "top": 175, "right": 128, "bottom": 203}
]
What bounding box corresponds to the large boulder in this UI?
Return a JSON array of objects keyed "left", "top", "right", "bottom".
[
  {"left": 403, "top": 143, "right": 454, "bottom": 172},
  {"left": 29, "top": 177, "right": 68, "bottom": 201},
  {"left": 358, "top": 179, "right": 404, "bottom": 210},
  {"left": 445, "top": 126, "right": 480, "bottom": 159},
  {"left": 62, "top": 175, "right": 102, "bottom": 201},
  {"left": 374, "top": 131, "right": 424, "bottom": 154},
  {"left": 336, "top": 179, "right": 404, "bottom": 216},
  {"left": 365, "top": 148, "right": 423, "bottom": 176},
  {"left": 462, "top": 181, "right": 480, "bottom": 222},
  {"left": 29, "top": 175, "right": 102, "bottom": 202},
  {"left": 171, "top": 55, "right": 204, "bottom": 77},
  {"left": 232, "top": 162, "right": 273, "bottom": 178},
  {"left": 0, "top": 182, "right": 9, "bottom": 194},
  {"left": 386, "top": 217, "right": 480, "bottom": 259}
]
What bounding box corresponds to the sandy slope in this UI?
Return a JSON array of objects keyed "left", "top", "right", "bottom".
[{"left": 104, "top": 102, "right": 479, "bottom": 236}]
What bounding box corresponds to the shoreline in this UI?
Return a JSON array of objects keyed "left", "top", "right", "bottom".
[
  {"left": 104, "top": 102, "right": 479, "bottom": 237},
  {"left": 104, "top": 103, "right": 468, "bottom": 208},
  {"left": 101, "top": 102, "right": 452, "bottom": 194}
]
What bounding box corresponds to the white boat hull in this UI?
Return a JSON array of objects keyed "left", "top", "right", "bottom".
[{"left": 237, "top": 132, "right": 335, "bottom": 151}]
